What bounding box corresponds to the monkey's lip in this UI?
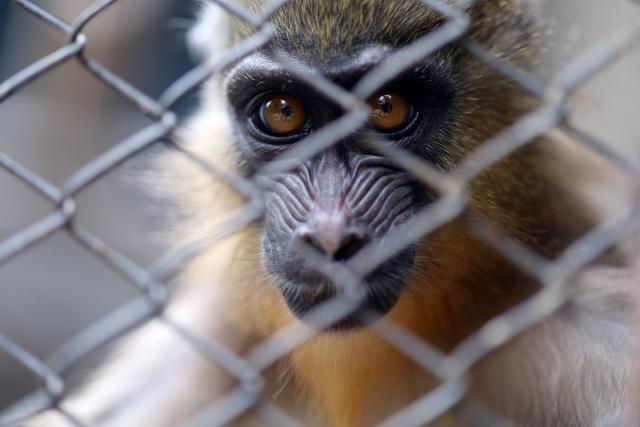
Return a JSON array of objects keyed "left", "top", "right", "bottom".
[
  {"left": 280, "top": 278, "right": 405, "bottom": 332},
  {"left": 268, "top": 245, "right": 416, "bottom": 331}
]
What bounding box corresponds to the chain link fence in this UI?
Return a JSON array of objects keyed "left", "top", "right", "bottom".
[{"left": 1, "top": 0, "right": 639, "bottom": 426}]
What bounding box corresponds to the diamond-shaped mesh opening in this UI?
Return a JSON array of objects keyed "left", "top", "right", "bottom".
[
  {"left": 71, "top": 1, "right": 197, "bottom": 100},
  {"left": 0, "top": 167, "right": 54, "bottom": 242},
  {"left": 0, "top": 63, "right": 164, "bottom": 185}
]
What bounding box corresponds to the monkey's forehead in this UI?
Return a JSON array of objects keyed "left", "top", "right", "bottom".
[
  {"left": 227, "top": 0, "right": 538, "bottom": 64},
  {"left": 234, "top": 0, "right": 444, "bottom": 57}
]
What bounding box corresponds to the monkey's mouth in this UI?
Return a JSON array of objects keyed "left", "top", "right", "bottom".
[
  {"left": 273, "top": 248, "right": 416, "bottom": 331},
  {"left": 281, "top": 282, "right": 403, "bottom": 331}
]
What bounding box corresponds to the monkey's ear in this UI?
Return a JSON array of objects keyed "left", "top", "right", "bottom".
[{"left": 187, "top": 2, "right": 231, "bottom": 61}]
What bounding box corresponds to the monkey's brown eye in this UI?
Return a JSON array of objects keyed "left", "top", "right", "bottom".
[
  {"left": 259, "top": 94, "right": 308, "bottom": 135},
  {"left": 368, "top": 92, "right": 412, "bottom": 133}
]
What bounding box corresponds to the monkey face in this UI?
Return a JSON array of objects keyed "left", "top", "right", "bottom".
[
  {"left": 220, "top": 0, "right": 536, "bottom": 331},
  {"left": 223, "top": 48, "right": 459, "bottom": 331}
]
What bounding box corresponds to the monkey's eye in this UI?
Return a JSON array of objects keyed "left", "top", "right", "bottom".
[
  {"left": 368, "top": 92, "right": 413, "bottom": 133},
  {"left": 258, "top": 94, "right": 308, "bottom": 136}
]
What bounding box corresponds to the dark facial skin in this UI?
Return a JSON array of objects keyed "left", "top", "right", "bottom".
[{"left": 225, "top": 48, "right": 456, "bottom": 330}]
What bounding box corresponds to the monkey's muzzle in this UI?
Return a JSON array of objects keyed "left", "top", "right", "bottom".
[
  {"left": 260, "top": 154, "right": 423, "bottom": 331},
  {"left": 264, "top": 221, "right": 418, "bottom": 331}
]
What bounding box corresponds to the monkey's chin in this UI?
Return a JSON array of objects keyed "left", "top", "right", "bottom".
[
  {"left": 280, "top": 280, "right": 404, "bottom": 332},
  {"left": 268, "top": 246, "right": 416, "bottom": 331}
]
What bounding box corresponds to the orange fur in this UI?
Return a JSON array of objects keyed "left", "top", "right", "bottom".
[
  {"left": 217, "top": 215, "right": 533, "bottom": 426},
  {"left": 160, "top": 93, "right": 593, "bottom": 426}
]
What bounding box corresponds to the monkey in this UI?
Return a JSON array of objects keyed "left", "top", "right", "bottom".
[{"left": 22, "top": 0, "right": 635, "bottom": 426}]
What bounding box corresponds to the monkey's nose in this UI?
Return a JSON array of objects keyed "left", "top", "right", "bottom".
[{"left": 296, "top": 220, "right": 368, "bottom": 262}]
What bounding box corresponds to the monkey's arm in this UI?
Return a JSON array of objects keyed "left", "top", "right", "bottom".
[{"left": 472, "top": 266, "right": 633, "bottom": 427}]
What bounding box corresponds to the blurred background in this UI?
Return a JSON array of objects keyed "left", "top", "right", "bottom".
[
  {"left": 0, "top": 0, "right": 198, "bottom": 405},
  {"left": 0, "top": 0, "right": 638, "bottom": 410}
]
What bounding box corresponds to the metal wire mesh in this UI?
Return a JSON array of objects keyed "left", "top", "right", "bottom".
[{"left": 0, "top": 0, "right": 639, "bottom": 426}]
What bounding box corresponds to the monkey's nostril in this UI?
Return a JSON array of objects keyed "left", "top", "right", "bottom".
[
  {"left": 297, "top": 226, "right": 368, "bottom": 261},
  {"left": 333, "top": 230, "right": 368, "bottom": 261}
]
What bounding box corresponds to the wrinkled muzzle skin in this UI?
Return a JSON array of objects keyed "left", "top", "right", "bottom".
[{"left": 259, "top": 148, "right": 427, "bottom": 330}]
